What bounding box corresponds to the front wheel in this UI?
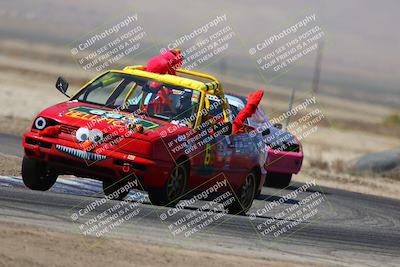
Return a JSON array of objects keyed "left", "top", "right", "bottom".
[
  {"left": 148, "top": 162, "right": 188, "bottom": 207},
  {"left": 22, "top": 156, "right": 58, "bottom": 191},
  {"left": 264, "top": 172, "right": 292, "bottom": 188},
  {"left": 226, "top": 171, "right": 256, "bottom": 215}
]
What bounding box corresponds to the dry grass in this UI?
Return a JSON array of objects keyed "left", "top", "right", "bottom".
[
  {"left": 307, "top": 155, "right": 400, "bottom": 183},
  {"left": 384, "top": 113, "right": 400, "bottom": 126},
  {"left": 330, "top": 159, "right": 348, "bottom": 173},
  {"left": 309, "top": 158, "right": 329, "bottom": 170},
  {"left": 296, "top": 167, "right": 400, "bottom": 200},
  {"left": 309, "top": 158, "right": 350, "bottom": 175},
  {"left": 381, "top": 168, "right": 400, "bottom": 181}
]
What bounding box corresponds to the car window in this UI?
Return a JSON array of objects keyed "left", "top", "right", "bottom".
[
  {"left": 125, "top": 83, "right": 200, "bottom": 125},
  {"left": 208, "top": 99, "right": 223, "bottom": 117},
  {"left": 77, "top": 73, "right": 125, "bottom": 106},
  {"left": 226, "top": 95, "right": 249, "bottom": 124},
  {"left": 249, "top": 106, "right": 270, "bottom": 126},
  {"left": 114, "top": 82, "right": 136, "bottom": 106},
  {"left": 73, "top": 72, "right": 201, "bottom": 126}
]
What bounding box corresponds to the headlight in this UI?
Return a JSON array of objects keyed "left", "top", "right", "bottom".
[
  {"left": 76, "top": 127, "right": 90, "bottom": 141},
  {"left": 34, "top": 117, "right": 47, "bottom": 130},
  {"left": 32, "top": 117, "right": 57, "bottom": 131}
]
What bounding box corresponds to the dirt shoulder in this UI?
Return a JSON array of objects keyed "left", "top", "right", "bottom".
[
  {"left": 0, "top": 222, "right": 331, "bottom": 267},
  {"left": 0, "top": 154, "right": 21, "bottom": 176},
  {"left": 0, "top": 116, "right": 31, "bottom": 136}
]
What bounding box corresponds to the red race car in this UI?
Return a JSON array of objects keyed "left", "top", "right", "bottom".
[{"left": 22, "top": 66, "right": 267, "bottom": 214}]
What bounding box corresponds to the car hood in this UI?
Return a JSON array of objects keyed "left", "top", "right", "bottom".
[{"left": 37, "top": 101, "right": 190, "bottom": 141}]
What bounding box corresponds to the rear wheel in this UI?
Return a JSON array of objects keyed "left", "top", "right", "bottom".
[
  {"left": 102, "top": 179, "right": 131, "bottom": 200},
  {"left": 227, "top": 171, "right": 256, "bottom": 215},
  {"left": 148, "top": 162, "right": 188, "bottom": 207},
  {"left": 22, "top": 156, "right": 58, "bottom": 191},
  {"left": 264, "top": 172, "right": 292, "bottom": 188}
]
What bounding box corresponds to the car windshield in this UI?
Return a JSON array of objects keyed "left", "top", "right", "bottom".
[{"left": 72, "top": 72, "right": 201, "bottom": 124}]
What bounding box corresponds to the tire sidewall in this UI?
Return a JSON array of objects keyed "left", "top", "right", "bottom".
[
  {"left": 148, "top": 162, "right": 188, "bottom": 207},
  {"left": 22, "top": 156, "right": 57, "bottom": 191},
  {"left": 227, "top": 171, "right": 256, "bottom": 215}
]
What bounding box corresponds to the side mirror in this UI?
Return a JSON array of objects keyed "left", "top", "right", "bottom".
[
  {"left": 224, "top": 122, "right": 233, "bottom": 135},
  {"left": 273, "top": 123, "right": 282, "bottom": 129},
  {"left": 56, "top": 77, "right": 70, "bottom": 97}
]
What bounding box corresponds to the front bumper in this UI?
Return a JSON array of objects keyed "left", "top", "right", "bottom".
[{"left": 22, "top": 132, "right": 172, "bottom": 188}]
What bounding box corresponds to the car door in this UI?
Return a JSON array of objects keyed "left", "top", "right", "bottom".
[
  {"left": 226, "top": 102, "right": 259, "bottom": 188},
  {"left": 190, "top": 95, "right": 235, "bottom": 189}
]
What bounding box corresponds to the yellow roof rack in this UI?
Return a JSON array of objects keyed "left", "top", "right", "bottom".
[
  {"left": 175, "top": 68, "right": 221, "bottom": 95},
  {"left": 123, "top": 65, "right": 145, "bottom": 71},
  {"left": 122, "top": 65, "right": 222, "bottom": 95}
]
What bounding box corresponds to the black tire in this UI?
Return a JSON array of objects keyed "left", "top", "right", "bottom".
[
  {"left": 102, "top": 179, "right": 131, "bottom": 200},
  {"left": 226, "top": 171, "right": 256, "bottom": 215},
  {"left": 22, "top": 156, "right": 58, "bottom": 191},
  {"left": 148, "top": 161, "right": 188, "bottom": 207},
  {"left": 255, "top": 189, "right": 261, "bottom": 199},
  {"left": 264, "top": 172, "right": 292, "bottom": 188}
]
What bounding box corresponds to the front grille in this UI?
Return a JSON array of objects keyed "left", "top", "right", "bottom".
[
  {"left": 56, "top": 144, "right": 106, "bottom": 161},
  {"left": 102, "top": 133, "right": 120, "bottom": 144},
  {"left": 60, "top": 124, "right": 79, "bottom": 135}
]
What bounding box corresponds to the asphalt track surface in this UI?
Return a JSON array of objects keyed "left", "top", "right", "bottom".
[{"left": 0, "top": 134, "right": 399, "bottom": 266}]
